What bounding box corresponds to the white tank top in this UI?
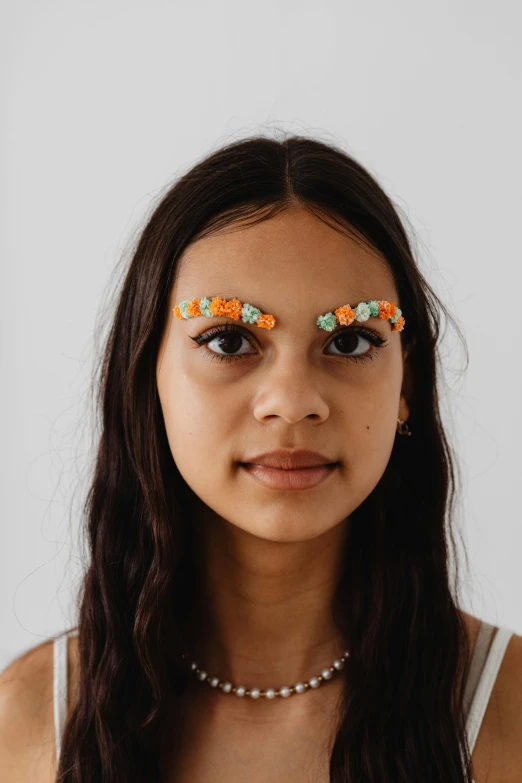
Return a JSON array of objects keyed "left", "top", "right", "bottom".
[{"left": 53, "top": 621, "right": 515, "bottom": 777}]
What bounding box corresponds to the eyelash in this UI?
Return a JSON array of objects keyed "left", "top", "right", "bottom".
[{"left": 190, "top": 323, "right": 389, "bottom": 365}]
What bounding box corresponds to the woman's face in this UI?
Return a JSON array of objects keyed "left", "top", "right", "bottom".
[{"left": 156, "top": 206, "right": 410, "bottom": 542}]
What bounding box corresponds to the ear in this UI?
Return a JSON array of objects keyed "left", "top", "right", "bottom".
[{"left": 398, "top": 347, "right": 412, "bottom": 422}]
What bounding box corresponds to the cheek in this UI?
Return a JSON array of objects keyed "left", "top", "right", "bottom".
[
  {"left": 157, "top": 367, "right": 250, "bottom": 529},
  {"left": 157, "top": 356, "right": 242, "bottom": 482},
  {"left": 340, "top": 368, "right": 401, "bottom": 479}
]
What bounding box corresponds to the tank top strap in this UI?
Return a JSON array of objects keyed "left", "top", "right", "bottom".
[
  {"left": 53, "top": 632, "right": 70, "bottom": 767},
  {"left": 463, "top": 620, "right": 496, "bottom": 719},
  {"left": 465, "top": 622, "right": 515, "bottom": 755}
]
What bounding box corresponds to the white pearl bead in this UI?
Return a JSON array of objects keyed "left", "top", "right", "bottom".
[{"left": 188, "top": 650, "right": 349, "bottom": 700}]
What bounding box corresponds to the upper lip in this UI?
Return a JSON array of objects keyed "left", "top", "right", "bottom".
[{"left": 241, "top": 449, "right": 339, "bottom": 469}]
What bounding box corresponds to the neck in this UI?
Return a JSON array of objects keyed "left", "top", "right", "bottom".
[{"left": 181, "top": 502, "right": 350, "bottom": 690}]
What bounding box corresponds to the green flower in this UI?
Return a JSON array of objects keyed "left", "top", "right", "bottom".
[
  {"left": 368, "top": 300, "right": 380, "bottom": 317},
  {"left": 179, "top": 300, "right": 191, "bottom": 319},
  {"left": 199, "top": 297, "right": 212, "bottom": 317},
  {"left": 389, "top": 307, "right": 402, "bottom": 324},
  {"left": 241, "top": 303, "right": 261, "bottom": 323},
  {"left": 317, "top": 312, "right": 337, "bottom": 331}
]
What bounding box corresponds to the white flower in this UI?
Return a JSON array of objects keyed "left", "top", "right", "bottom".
[{"left": 354, "top": 303, "right": 372, "bottom": 322}]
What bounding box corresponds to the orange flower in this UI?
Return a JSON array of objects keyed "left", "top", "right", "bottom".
[
  {"left": 187, "top": 298, "right": 201, "bottom": 317},
  {"left": 378, "top": 300, "right": 395, "bottom": 320},
  {"left": 224, "top": 298, "right": 243, "bottom": 320},
  {"left": 209, "top": 296, "right": 228, "bottom": 316},
  {"left": 257, "top": 313, "right": 276, "bottom": 330},
  {"left": 334, "top": 305, "right": 356, "bottom": 326},
  {"left": 391, "top": 315, "right": 405, "bottom": 332},
  {"left": 173, "top": 305, "right": 183, "bottom": 320}
]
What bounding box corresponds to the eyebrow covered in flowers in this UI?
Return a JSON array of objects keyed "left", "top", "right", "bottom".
[{"left": 172, "top": 295, "right": 405, "bottom": 333}]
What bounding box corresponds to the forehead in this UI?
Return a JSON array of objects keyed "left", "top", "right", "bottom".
[{"left": 172, "top": 207, "right": 398, "bottom": 310}]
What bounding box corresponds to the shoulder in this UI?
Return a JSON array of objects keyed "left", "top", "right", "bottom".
[
  {"left": 0, "top": 633, "right": 78, "bottom": 782},
  {"left": 490, "top": 629, "right": 522, "bottom": 780},
  {"left": 0, "top": 638, "right": 55, "bottom": 780},
  {"left": 461, "top": 608, "right": 522, "bottom": 783}
]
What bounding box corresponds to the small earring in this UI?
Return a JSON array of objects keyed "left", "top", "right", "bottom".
[{"left": 397, "top": 417, "right": 412, "bottom": 436}]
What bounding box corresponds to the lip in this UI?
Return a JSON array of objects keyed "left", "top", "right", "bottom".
[
  {"left": 239, "top": 462, "right": 338, "bottom": 491},
  {"left": 240, "top": 449, "right": 338, "bottom": 470}
]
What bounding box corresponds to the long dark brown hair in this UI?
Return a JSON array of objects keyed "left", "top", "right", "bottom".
[{"left": 55, "top": 134, "right": 473, "bottom": 781}]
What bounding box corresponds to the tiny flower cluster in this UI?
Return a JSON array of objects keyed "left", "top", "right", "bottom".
[
  {"left": 172, "top": 296, "right": 405, "bottom": 333},
  {"left": 173, "top": 296, "right": 276, "bottom": 330},
  {"left": 316, "top": 300, "right": 405, "bottom": 332}
]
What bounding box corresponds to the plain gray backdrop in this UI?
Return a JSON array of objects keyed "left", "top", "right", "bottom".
[{"left": 2, "top": 0, "right": 521, "bottom": 669}]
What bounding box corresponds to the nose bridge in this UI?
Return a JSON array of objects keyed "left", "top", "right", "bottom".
[
  {"left": 252, "top": 340, "right": 330, "bottom": 422},
  {"left": 267, "top": 332, "right": 320, "bottom": 382}
]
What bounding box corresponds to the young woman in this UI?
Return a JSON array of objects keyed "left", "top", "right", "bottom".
[{"left": 1, "top": 136, "right": 521, "bottom": 782}]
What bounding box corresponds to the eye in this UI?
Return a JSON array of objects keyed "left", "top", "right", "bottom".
[
  {"left": 206, "top": 330, "right": 255, "bottom": 358},
  {"left": 325, "top": 328, "right": 387, "bottom": 362},
  {"left": 190, "top": 323, "right": 257, "bottom": 363},
  {"left": 189, "top": 323, "right": 388, "bottom": 365}
]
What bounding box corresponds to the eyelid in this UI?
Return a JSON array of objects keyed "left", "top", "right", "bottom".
[
  {"left": 327, "top": 322, "right": 384, "bottom": 338},
  {"left": 190, "top": 322, "right": 387, "bottom": 348},
  {"left": 190, "top": 322, "right": 260, "bottom": 343}
]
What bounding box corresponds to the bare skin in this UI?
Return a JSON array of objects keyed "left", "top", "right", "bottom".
[
  {"left": 157, "top": 613, "right": 522, "bottom": 783},
  {"left": 0, "top": 611, "right": 521, "bottom": 782},
  {"left": 155, "top": 206, "right": 410, "bottom": 691},
  {"left": 1, "top": 208, "right": 520, "bottom": 780}
]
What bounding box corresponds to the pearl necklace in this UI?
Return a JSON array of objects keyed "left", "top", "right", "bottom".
[{"left": 182, "top": 649, "right": 350, "bottom": 699}]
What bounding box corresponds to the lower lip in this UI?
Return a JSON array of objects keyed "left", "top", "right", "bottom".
[{"left": 239, "top": 462, "right": 339, "bottom": 491}]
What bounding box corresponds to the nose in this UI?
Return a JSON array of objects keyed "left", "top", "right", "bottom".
[{"left": 251, "top": 358, "right": 330, "bottom": 425}]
